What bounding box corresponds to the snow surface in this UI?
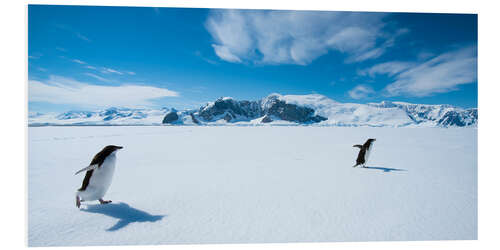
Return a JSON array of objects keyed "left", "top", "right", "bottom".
[{"left": 28, "top": 126, "right": 477, "bottom": 246}]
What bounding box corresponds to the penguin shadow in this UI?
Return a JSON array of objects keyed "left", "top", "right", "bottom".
[
  {"left": 81, "top": 202, "right": 165, "bottom": 232},
  {"left": 362, "top": 166, "right": 407, "bottom": 173}
]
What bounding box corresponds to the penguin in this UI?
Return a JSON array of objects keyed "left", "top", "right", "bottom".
[
  {"left": 352, "top": 139, "right": 376, "bottom": 168},
  {"left": 75, "top": 145, "right": 123, "bottom": 208}
]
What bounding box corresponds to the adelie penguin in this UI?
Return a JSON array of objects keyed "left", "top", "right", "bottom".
[
  {"left": 352, "top": 139, "right": 376, "bottom": 168},
  {"left": 74, "top": 145, "right": 123, "bottom": 208}
]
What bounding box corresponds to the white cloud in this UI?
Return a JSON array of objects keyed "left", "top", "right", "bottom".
[
  {"left": 101, "top": 67, "right": 124, "bottom": 75},
  {"left": 206, "top": 10, "right": 404, "bottom": 65},
  {"left": 76, "top": 61, "right": 133, "bottom": 76},
  {"left": 361, "top": 61, "right": 415, "bottom": 77},
  {"left": 206, "top": 10, "right": 253, "bottom": 61},
  {"left": 382, "top": 46, "right": 477, "bottom": 97},
  {"left": 212, "top": 44, "right": 242, "bottom": 62},
  {"left": 28, "top": 75, "right": 179, "bottom": 108},
  {"left": 72, "top": 59, "right": 86, "bottom": 64},
  {"left": 348, "top": 85, "right": 375, "bottom": 99},
  {"left": 84, "top": 73, "right": 112, "bottom": 82}
]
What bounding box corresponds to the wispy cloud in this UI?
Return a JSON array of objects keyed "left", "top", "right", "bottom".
[
  {"left": 194, "top": 50, "right": 219, "bottom": 65},
  {"left": 72, "top": 59, "right": 87, "bottom": 64},
  {"left": 28, "top": 75, "right": 179, "bottom": 108},
  {"left": 71, "top": 58, "right": 135, "bottom": 76},
  {"left": 84, "top": 73, "right": 112, "bottom": 82},
  {"left": 55, "top": 24, "right": 91, "bottom": 42},
  {"left": 101, "top": 67, "right": 124, "bottom": 75},
  {"left": 348, "top": 85, "right": 375, "bottom": 99},
  {"left": 359, "top": 61, "right": 415, "bottom": 77},
  {"left": 373, "top": 46, "right": 478, "bottom": 97},
  {"left": 346, "top": 28, "right": 408, "bottom": 63},
  {"left": 56, "top": 47, "right": 67, "bottom": 52},
  {"left": 212, "top": 44, "right": 242, "bottom": 63},
  {"left": 206, "top": 10, "right": 405, "bottom": 65}
]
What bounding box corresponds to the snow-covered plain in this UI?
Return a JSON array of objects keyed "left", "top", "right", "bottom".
[{"left": 28, "top": 126, "right": 477, "bottom": 246}]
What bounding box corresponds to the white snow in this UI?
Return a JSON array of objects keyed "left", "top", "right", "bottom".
[
  {"left": 317, "top": 103, "right": 414, "bottom": 127},
  {"left": 28, "top": 126, "right": 477, "bottom": 246},
  {"left": 267, "top": 94, "right": 414, "bottom": 127},
  {"left": 29, "top": 109, "right": 168, "bottom": 126}
]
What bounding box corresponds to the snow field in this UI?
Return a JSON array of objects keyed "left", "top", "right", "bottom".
[{"left": 28, "top": 126, "right": 477, "bottom": 246}]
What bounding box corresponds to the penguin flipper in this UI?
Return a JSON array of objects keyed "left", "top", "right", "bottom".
[
  {"left": 353, "top": 144, "right": 363, "bottom": 148},
  {"left": 75, "top": 164, "right": 98, "bottom": 175}
]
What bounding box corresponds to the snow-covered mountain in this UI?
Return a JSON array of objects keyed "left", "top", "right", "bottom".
[
  {"left": 28, "top": 94, "right": 477, "bottom": 127},
  {"left": 29, "top": 107, "right": 172, "bottom": 126}
]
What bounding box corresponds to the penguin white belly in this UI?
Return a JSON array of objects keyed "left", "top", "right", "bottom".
[
  {"left": 364, "top": 143, "right": 374, "bottom": 163},
  {"left": 78, "top": 153, "right": 116, "bottom": 201}
]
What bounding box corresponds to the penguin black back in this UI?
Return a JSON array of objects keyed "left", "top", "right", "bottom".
[{"left": 78, "top": 145, "right": 123, "bottom": 191}]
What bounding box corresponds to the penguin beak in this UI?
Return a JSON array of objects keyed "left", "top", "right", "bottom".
[{"left": 117, "top": 146, "right": 123, "bottom": 150}]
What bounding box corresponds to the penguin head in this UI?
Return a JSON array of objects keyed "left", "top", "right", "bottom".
[
  {"left": 367, "top": 138, "right": 376, "bottom": 142},
  {"left": 103, "top": 145, "right": 123, "bottom": 153}
]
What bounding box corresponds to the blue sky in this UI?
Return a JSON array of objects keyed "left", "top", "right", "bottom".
[{"left": 28, "top": 5, "right": 477, "bottom": 112}]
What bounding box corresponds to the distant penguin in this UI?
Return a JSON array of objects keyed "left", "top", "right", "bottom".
[
  {"left": 352, "top": 139, "right": 376, "bottom": 168},
  {"left": 75, "top": 145, "right": 123, "bottom": 208}
]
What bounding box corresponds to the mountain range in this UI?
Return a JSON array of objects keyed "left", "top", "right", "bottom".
[{"left": 29, "top": 94, "right": 477, "bottom": 127}]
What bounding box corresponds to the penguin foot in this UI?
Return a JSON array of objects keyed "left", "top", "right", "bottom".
[
  {"left": 99, "top": 198, "right": 112, "bottom": 204},
  {"left": 76, "top": 196, "right": 81, "bottom": 208}
]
